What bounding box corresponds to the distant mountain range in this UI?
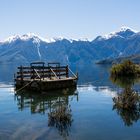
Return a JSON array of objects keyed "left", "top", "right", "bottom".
[
  {"left": 0, "top": 27, "right": 140, "bottom": 65},
  {"left": 96, "top": 54, "right": 140, "bottom": 64}
]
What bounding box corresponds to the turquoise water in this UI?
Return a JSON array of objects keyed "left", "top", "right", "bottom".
[{"left": 0, "top": 64, "right": 140, "bottom": 140}]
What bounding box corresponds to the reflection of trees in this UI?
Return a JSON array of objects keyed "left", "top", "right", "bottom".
[
  {"left": 48, "top": 104, "right": 72, "bottom": 137},
  {"left": 15, "top": 88, "right": 78, "bottom": 137},
  {"left": 110, "top": 76, "right": 138, "bottom": 88},
  {"left": 113, "top": 88, "right": 140, "bottom": 126},
  {"left": 111, "top": 76, "right": 140, "bottom": 126}
]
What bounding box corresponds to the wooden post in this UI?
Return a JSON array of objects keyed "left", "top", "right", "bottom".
[
  {"left": 43, "top": 63, "right": 44, "bottom": 80},
  {"left": 32, "top": 66, "right": 35, "bottom": 79},
  {"left": 20, "top": 65, "right": 23, "bottom": 83},
  {"left": 57, "top": 65, "right": 60, "bottom": 79},
  {"left": 56, "top": 65, "right": 59, "bottom": 79},
  {"left": 49, "top": 67, "right": 51, "bottom": 79},
  {"left": 66, "top": 65, "right": 69, "bottom": 78},
  {"left": 30, "top": 67, "right": 32, "bottom": 79}
]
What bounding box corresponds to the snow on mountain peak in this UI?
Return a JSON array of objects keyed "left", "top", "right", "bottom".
[
  {"left": 51, "top": 37, "right": 65, "bottom": 42},
  {"left": 99, "top": 27, "right": 138, "bottom": 40},
  {"left": 3, "top": 35, "right": 20, "bottom": 43},
  {"left": 2, "top": 33, "right": 50, "bottom": 44},
  {"left": 1, "top": 33, "right": 73, "bottom": 44},
  {"left": 21, "top": 33, "right": 44, "bottom": 44},
  {"left": 0, "top": 27, "right": 138, "bottom": 44},
  {"left": 21, "top": 33, "right": 39, "bottom": 40},
  {"left": 119, "top": 26, "right": 137, "bottom": 33}
]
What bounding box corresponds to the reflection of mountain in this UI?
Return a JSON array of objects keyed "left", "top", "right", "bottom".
[
  {"left": 0, "top": 63, "right": 113, "bottom": 87},
  {"left": 15, "top": 88, "right": 78, "bottom": 137},
  {"left": 1, "top": 63, "right": 140, "bottom": 92},
  {"left": 0, "top": 64, "right": 18, "bottom": 84},
  {"left": 1, "top": 63, "right": 119, "bottom": 94}
]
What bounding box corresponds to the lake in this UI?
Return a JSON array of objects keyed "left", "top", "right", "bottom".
[{"left": 0, "top": 64, "right": 140, "bottom": 140}]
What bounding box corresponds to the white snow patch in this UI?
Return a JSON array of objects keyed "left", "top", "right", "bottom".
[
  {"left": 33, "top": 38, "right": 41, "bottom": 60},
  {"left": 99, "top": 26, "right": 138, "bottom": 40},
  {"left": 0, "top": 27, "right": 138, "bottom": 43}
]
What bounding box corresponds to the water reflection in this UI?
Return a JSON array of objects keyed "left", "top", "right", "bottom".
[
  {"left": 15, "top": 88, "right": 78, "bottom": 137},
  {"left": 0, "top": 63, "right": 113, "bottom": 87},
  {"left": 111, "top": 76, "right": 140, "bottom": 126},
  {"left": 48, "top": 103, "right": 73, "bottom": 137}
]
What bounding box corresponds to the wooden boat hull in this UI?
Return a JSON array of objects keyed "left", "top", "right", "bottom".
[
  {"left": 14, "top": 62, "right": 78, "bottom": 92},
  {"left": 15, "top": 78, "right": 77, "bottom": 91}
]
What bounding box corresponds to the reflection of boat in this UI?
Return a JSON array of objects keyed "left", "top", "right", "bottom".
[
  {"left": 15, "top": 87, "right": 78, "bottom": 114},
  {"left": 15, "top": 87, "right": 78, "bottom": 137},
  {"left": 14, "top": 62, "right": 78, "bottom": 91}
]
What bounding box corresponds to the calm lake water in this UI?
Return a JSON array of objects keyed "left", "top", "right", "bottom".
[{"left": 0, "top": 64, "right": 140, "bottom": 140}]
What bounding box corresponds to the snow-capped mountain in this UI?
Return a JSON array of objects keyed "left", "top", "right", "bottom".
[
  {"left": 100, "top": 27, "right": 137, "bottom": 40},
  {"left": 0, "top": 27, "right": 140, "bottom": 65}
]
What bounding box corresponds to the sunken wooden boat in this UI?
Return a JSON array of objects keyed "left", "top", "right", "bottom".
[{"left": 14, "top": 62, "right": 78, "bottom": 91}]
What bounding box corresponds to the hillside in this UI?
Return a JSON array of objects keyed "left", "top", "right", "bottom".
[
  {"left": 0, "top": 27, "right": 140, "bottom": 65},
  {"left": 96, "top": 55, "right": 140, "bottom": 64}
]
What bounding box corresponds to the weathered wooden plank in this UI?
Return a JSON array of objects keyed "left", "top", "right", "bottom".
[
  {"left": 16, "top": 73, "right": 67, "bottom": 78},
  {"left": 18, "top": 66, "right": 67, "bottom": 69},
  {"left": 17, "top": 69, "right": 67, "bottom": 74}
]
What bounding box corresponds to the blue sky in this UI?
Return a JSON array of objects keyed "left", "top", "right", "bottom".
[{"left": 0, "top": 0, "right": 140, "bottom": 40}]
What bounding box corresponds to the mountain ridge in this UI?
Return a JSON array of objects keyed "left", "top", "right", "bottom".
[
  {"left": 0, "top": 27, "right": 140, "bottom": 65},
  {"left": 96, "top": 54, "right": 140, "bottom": 65}
]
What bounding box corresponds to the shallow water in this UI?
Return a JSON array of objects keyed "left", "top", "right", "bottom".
[{"left": 0, "top": 64, "right": 140, "bottom": 140}]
